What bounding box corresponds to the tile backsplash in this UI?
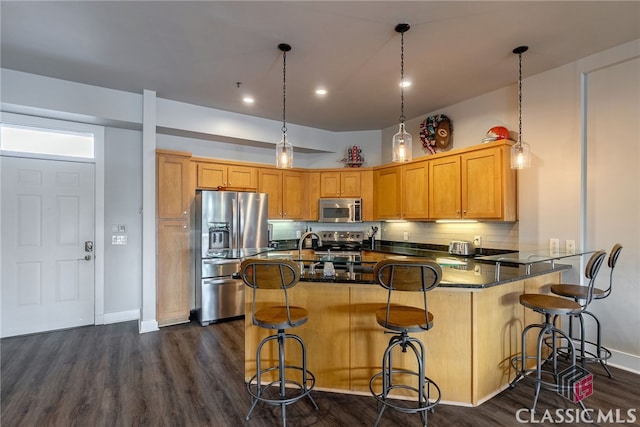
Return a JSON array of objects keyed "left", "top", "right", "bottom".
[
  {"left": 270, "top": 220, "right": 518, "bottom": 251},
  {"left": 381, "top": 221, "right": 519, "bottom": 251}
]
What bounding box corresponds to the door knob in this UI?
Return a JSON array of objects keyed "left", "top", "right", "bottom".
[{"left": 78, "top": 255, "right": 92, "bottom": 261}]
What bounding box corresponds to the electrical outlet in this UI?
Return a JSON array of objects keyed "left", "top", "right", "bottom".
[
  {"left": 473, "top": 235, "right": 482, "bottom": 247},
  {"left": 566, "top": 240, "right": 576, "bottom": 255},
  {"left": 403, "top": 232, "right": 409, "bottom": 241},
  {"left": 550, "top": 238, "right": 560, "bottom": 253}
]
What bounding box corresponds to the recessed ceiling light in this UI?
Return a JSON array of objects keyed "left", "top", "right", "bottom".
[
  {"left": 243, "top": 96, "right": 255, "bottom": 104},
  {"left": 400, "top": 81, "right": 412, "bottom": 88},
  {"left": 315, "top": 88, "right": 328, "bottom": 96}
]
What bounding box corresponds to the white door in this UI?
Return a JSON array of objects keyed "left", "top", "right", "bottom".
[{"left": 1, "top": 156, "right": 95, "bottom": 337}]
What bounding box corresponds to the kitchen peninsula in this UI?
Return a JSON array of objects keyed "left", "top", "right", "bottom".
[{"left": 243, "top": 248, "right": 575, "bottom": 406}]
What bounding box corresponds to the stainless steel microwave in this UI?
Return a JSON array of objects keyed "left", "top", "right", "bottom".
[{"left": 319, "top": 198, "right": 362, "bottom": 223}]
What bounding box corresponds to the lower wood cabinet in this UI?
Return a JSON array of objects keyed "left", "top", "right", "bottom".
[{"left": 156, "top": 219, "right": 190, "bottom": 326}]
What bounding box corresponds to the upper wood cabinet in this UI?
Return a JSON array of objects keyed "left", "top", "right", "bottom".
[
  {"left": 428, "top": 141, "right": 516, "bottom": 221},
  {"left": 319, "top": 170, "right": 362, "bottom": 197},
  {"left": 196, "top": 162, "right": 257, "bottom": 191},
  {"left": 374, "top": 165, "right": 401, "bottom": 219},
  {"left": 429, "top": 155, "right": 462, "bottom": 219},
  {"left": 157, "top": 151, "right": 191, "bottom": 220},
  {"left": 401, "top": 160, "right": 429, "bottom": 220},
  {"left": 258, "top": 168, "right": 308, "bottom": 220},
  {"left": 359, "top": 169, "right": 374, "bottom": 221},
  {"left": 461, "top": 144, "right": 516, "bottom": 221}
]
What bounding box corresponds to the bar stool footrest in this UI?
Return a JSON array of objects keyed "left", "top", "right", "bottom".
[
  {"left": 369, "top": 369, "right": 441, "bottom": 415},
  {"left": 544, "top": 337, "right": 612, "bottom": 364},
  {"left": 246, "top": 365, "right": 316, "bottom": 407}
]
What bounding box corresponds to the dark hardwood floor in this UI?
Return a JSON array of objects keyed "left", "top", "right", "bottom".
[{"left": 2, "top": 319, "right": 638, "bottom": 426}]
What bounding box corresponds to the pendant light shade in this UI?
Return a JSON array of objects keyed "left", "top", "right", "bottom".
[
  {"left": 276, "top": 43, "right": 293, "bottom": 169},
  {"left": 392, "top": 23, "right": 412, "bottom": 163},
  {"left": 511, "top": 45, "right": 531, "bottom": 169}
]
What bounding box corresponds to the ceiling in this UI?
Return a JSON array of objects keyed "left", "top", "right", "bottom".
[{"left": 2, "top": 1, "right": 639, "bottom": 132}]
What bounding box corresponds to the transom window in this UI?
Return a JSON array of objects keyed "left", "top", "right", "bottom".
[{"left": 0, "top": 123, "right": 94, "bottom": 159}]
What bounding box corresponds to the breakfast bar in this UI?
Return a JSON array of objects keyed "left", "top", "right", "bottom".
[{"left": 242, "top": 248, "right": 577, "bottom": 406}]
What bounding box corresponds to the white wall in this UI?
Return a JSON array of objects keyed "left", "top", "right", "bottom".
[
  {"left": 103, "top": 127, "right": 142, "bottom": 321},
  {"left": 585, "top": 54, "right": 640, "bottom": 369}
]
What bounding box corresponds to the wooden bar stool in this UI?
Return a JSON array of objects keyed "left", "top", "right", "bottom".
[
  {"left": 510, "top": 250, "right": 607, "bottom": 414},
  {"left": 550, "top": 243, "right": 622, "bottom": 377},
  {"left": 240, "top": 259, "right": 318, "bottom": 426},
  {"left": 369, "top": 260, "right": 442, "bottom": 427}
]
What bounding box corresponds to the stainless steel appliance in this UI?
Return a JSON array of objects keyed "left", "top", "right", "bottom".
[
  {"left": 449, "top": 240, "right": 476, "bottom": 256},
  {"left": 195, "top": 191, "right": 268, "bottom": 325},
  {"left": 315, "top": 230, "right": 365, "bottom": 255},
  {"left": 318, "top": 198, "right": 362, "bottom": 223}
]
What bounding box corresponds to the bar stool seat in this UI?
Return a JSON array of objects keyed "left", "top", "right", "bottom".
[
  {"left": 548, "top": 244, "right": 622, "bottom": 378},
  {"left": 511, "top": 250, "right": 607, "bottom": 415},
  {"left": 240, "top": 259, "right": 318, "bottom": 427},
  {"left": 369, "top": 260, "right": 442, "bottom": 427},
  {"left": 374, "top": 305, "right": 434, "bottom": 331}
]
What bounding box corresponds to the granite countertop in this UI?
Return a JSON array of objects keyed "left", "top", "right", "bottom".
[{"left": 250, "top": 246, "right": 571, "bottom": 289}]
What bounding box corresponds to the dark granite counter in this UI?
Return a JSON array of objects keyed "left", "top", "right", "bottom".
[{"left": 251, "top": 248, "right": 571, "bottom": 289}]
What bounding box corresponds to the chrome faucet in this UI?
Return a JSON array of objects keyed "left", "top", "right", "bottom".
[
  {"left": 297, "top": 231, "right": 323, "bottom": 276},
  {"left": 298, "top": 231, "right": 323, "bottom": 261}
]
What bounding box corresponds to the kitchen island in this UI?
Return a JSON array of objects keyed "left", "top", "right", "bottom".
[{"left": 243, "top": 249, "right": 575, "bottom": 406}]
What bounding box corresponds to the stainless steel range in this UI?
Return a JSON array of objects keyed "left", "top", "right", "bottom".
[{"left": 314, "top": 230, "right": 365, "bottom": 256}]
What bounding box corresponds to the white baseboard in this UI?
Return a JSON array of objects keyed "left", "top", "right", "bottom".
[
  {"left": 609, "top": 348, "right": 640, "bottom": 375},
  {"left": 103, "top": 309, "right": 140, "bottom": 325},
  {"left": 138, "top": 318, "right": 159, "bottom": 334}
]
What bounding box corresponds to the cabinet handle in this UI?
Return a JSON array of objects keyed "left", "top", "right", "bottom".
[
  {"left": 183, "top": 225, "right": 187, "bottom": 229},
  {"left": 183, "top": 211, "right": 187, "bottom": 215}
]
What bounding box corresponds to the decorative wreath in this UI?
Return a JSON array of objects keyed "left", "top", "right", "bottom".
[{"left": 419, "top": 114, "right": 452, "bottom": 154}]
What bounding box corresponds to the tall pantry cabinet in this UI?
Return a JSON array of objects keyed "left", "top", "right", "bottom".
[{"left": 156, "top": 150, "right": 191, "bottom": 326}]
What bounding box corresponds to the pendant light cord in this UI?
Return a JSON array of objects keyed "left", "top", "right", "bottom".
[
  {"left": 282, "top": 49, "right": 287, "bottom": 135},
  {"left": 399, "top": 30, "right": 405, "bottom": 124},
  {"left": 517, "top": 50, "right": 522, "bottom": 146}
]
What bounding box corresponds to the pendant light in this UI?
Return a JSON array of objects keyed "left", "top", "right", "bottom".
[
  {"left": 392, "top": 23, "right": 412, "bottom": 163},
  {"left": 276, "top": 43, "right": 293, "bottom": 168},
  {"left": 511, "top": 45, "right": 531, "bottom": 169}
]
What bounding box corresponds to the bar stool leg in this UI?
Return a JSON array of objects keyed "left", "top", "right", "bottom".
[{"left": 373, "top": 334, "right": 436, "bottom": 427}]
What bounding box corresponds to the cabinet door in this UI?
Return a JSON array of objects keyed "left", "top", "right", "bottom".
[
  {"left": 429, "top": 156, "right": 461, "bottom": 219},
  {"left": 157, "top": 154, "right": 190, "bottom": 219},
  {"left": 374, "top": 166, "right": 401, "bottom": 219},
  {"left": 197, "top": 163, "right": 226, "bottom": 189},
  {"left": 282, "top": 171, "right": 307, "bottom": 219},
  {"left": 402, "top": 161, "right": 429, "bottom": 219},
  {"left": 157, "top": 219, "right": 190, "bottom": 326},
  {"left": 320, "top": 172, "right": 341, "bottom": 197},
  {"left": 258, "top": 169, "right": 283, "bottom": 218},
  {"left": 340, "top": 171, "right": 362, "bottom": 197},
  {"left": 360, "top": 170, "right": 374, "bottom": 221},
  {"left": 462, "top": 148, "right": 502, "bottom": 219},
  {"left": 227, "top": 165, "right": 257, "bottom": 190},
  {"left": 307, "top": 171, "right": 321, "bottom": 220}
]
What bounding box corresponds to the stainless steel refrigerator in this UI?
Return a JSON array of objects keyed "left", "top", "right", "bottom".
[{"left": 195, "top": 191, "right": 268, "bottom": 325}]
